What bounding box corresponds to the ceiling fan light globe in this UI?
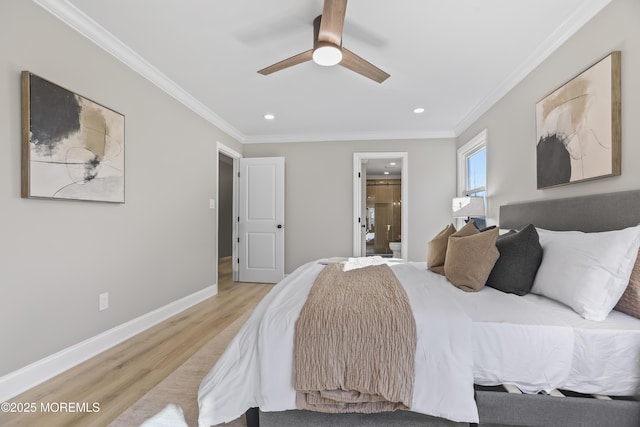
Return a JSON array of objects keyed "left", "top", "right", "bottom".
[{"left": 312, "top": 45, "right": 342, "bottom": 66}]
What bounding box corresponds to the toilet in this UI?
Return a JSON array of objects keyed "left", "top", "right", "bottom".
[{"left": 389, "top": 242, "right": 402, "bottom": 258}]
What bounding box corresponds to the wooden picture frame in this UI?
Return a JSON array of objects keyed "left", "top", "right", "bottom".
[
  {"left": 535, "top": 51, "right": 621, "bottom": 189},
  {"left": 21, "top": 71, "right": 125, "bottom": 202}
]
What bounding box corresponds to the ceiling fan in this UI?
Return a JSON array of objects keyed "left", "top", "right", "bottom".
[{"left": 257, "top": 0, "right": 390, "bottom": 83}]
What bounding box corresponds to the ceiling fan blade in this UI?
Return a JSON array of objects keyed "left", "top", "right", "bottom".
[
  {"left": 340, "top": 48, "right": 390, "bottom": 83},
  {"left": 258, "top": 49, "right": 314, "bottom": 75},
  {"left": 318, "top": 0, "right": 347, "bottom": 46}
]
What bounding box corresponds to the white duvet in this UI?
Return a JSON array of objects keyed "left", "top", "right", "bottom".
[
  {"left": 198, "top": 260, "right": 640, "bottom": 426},
  {"left": 198, "top": 260, "right": 479, "bottom": 426}
]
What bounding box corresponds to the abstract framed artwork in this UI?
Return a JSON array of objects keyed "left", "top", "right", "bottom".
[
  {"left": 21, "top": 71, "right": 125, "bottom": 202},
  {"left": 535, "top": 51, "right": 621, "bottom": 189}
]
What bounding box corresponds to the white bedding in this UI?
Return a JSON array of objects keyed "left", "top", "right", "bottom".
[
  {"left": 460, "top": 282, "right": 640, "bottom": 396},
  {"left": 198, "top": 260, "right": 640, "bottom": 426}
]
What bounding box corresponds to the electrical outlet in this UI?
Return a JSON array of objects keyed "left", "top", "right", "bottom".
[
  {"left": 209, "top": 199, "right": 216, "bottom": 209},
  {"left": 99, "top": 292, "right": 109, "bottom": 311}
]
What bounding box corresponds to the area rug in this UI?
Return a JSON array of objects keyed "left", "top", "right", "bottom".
[{"left": 109, "top": 311, "right": 251, "bottom": 427}]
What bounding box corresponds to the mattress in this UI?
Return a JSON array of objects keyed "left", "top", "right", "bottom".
[
  {"left": 409, "top": 261, "right": 640, "bottom": 396},
  {"left": 198, "top": 259, "right": 640, "bottom": 426}
]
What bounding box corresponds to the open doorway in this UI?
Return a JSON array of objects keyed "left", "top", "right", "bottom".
[
  {"left": 353, "top": 152, "right": 408, "bottom": 259},
  {"left": 218, "top": 152, "right": 234, "bottom": 286},
  {"left": 217, "top": 143, "right": 241, "bottom": 288},
  {"left": 365, "top": 169, "right": 401, "bottom": 257}
]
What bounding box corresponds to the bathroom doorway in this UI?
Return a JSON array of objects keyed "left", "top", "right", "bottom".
[
  {"left": 365, "top": 176, "right": 401, "bottom": 257},
  {"left": 353, "top": 152, "right": 408, "bottom": 259}
]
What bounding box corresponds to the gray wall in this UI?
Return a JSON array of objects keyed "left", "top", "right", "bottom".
[
  {"left": 458, "top": 0, "right": 640, "bottom": 224},
  {"left": 0, "top": 0, "right": 242, "bottom": 376},
  {"left": 244, "top": 139, "right": 457, "bottom": 273}
]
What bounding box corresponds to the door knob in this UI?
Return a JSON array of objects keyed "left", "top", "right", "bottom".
[{"left": 277, "top": 224, "right": 283, "bottom": 229}]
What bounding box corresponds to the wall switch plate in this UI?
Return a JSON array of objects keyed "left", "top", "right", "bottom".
[
  {"left": 99, "top": 292, "right": 109, "bottom": 311},
  {"left": 209, "top": 199, "right": 216, "bottom": 209}
]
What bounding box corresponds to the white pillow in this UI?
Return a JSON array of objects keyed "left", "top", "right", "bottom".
[{"left": 532, "top": 225, "right": 640, "bottom": 321}]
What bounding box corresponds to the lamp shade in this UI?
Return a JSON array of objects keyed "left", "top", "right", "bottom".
[{"left": 452, "top": 196, "right": 485, "bottom": 218}]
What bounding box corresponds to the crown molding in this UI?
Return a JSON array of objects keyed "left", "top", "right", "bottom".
[
  {"left": 242, "top": 128, "right": 457, "bottom": 144},
  {"left": 34, "top": 0, "right": 611, "bottom": 144},
  {"left": 453, "top": 0, "right": 612, "bottom": 136},
  {"left": 33, "top": 0, "right": 245, "bottom": 142}
]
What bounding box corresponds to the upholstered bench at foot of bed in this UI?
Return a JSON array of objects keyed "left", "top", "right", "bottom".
[
  {"left": 256, "top": 408, "right": 467, "bottom": 427},
  {"left": 249, "top": 385, "right": 640, "bottom": 427},
  {"left": 475, "top": 385, "right": 640, "bottom": 427}
]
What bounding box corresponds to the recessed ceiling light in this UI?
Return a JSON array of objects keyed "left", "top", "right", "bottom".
[
  {"left": 384, "top": 171, "right": 390, "bottom": 175},
  {"left": 264, "top": 114, "right": 275, "bottom": 120},
  {"left": 389, "top": 162, "right": 396, "bottom": 166},
  {"left": 413, "top": 107, "right": 425, "bottom": 114}
]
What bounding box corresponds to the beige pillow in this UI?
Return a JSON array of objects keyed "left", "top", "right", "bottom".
[
  {"left": 444, "top": 227, "right": 500, "bottom": 292},
  {"left": 451, "top": 221, "right": 480, "bottom": 238},
  {"left": 614, "top": 251, "right": 640, "bottom": 319},
  {"left": 427, "top": 224, "right": 456, "bottom": 274}
]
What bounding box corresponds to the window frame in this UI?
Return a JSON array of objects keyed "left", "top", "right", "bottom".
[{"left": 457, "top": 129, "right": 487, "bottom": 227}]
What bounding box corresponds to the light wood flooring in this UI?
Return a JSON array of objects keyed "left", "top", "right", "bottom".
[{"left": 0, "top": 257, "right": 272, "bottom": 427}]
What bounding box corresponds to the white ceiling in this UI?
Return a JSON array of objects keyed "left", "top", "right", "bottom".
[
  {"left": 365, "top": 158, "right": 402, "bottom": 177},
  {"left": 36, "top": 0, "right": 611, "bottom": 143}
]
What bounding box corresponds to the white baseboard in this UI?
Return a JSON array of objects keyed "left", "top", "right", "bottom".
[{"left": 0, "top": 284, "right": 218, "bottom": 402}]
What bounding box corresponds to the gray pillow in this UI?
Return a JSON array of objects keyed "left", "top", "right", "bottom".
[{"left": 486, "top": 224, "right": 542, "bottom": 295}]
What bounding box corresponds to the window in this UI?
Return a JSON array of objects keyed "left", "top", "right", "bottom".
[{"left": 458, "top": 130, "right": 487, "bottom": 228}]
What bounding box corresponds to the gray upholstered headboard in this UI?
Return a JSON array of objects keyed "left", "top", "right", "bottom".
[{"left": 499, "top": 189, "right": 640, "bottom": 232}]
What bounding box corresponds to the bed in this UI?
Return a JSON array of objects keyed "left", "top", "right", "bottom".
[{"left": 198, "top": 190, "right": 640, "bottom": 427}]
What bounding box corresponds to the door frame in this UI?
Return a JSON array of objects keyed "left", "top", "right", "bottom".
[
  {"left": 353, "top": 152, "right": 409, "bottom": 259},
  {"left": 217, "top": 142, "right": 241, "bottom": 282}
]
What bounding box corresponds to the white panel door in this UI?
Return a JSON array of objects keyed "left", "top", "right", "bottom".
[{"left": 238, "top": 157, "right": 285, "bottom": 283}]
